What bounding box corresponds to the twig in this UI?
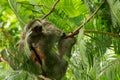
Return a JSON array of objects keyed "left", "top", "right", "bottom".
[
  {"left": 65, "top": 0, "right": 106, "bottom": 38},
  {"left": 40, "top": 0, "right": 60, "bottom": 20},
  {"left": 84, "top": 30, "right": 120, "bottom": 37}
]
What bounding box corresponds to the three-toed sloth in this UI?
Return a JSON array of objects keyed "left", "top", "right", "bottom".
[{"left": 19, "top": 19, "right": 75, "bottom": 80}]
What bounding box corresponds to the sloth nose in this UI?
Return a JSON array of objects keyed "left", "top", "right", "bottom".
[{"left": 33, "top": 25, "right": 42, "bottom": 32}]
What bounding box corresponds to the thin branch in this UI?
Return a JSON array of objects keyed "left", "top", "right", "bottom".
[
  {"left": 84, "top": 33, "right": 116, "bottom": 50},
  {"left": 84, "top": 30, "right": 120, "bottom": 37},
  {"left": 40, "top": 0, "right": 60, "bottom": 20},
  {"left": 65, "top": 0, "right": 106, "bottom": 38}
]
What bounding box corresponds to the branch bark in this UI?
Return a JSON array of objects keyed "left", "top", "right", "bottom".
[
  {"left": 65, "top": 0, "right": 106, "bottom": 38},
  {"left": 84, "top": 30, "right": 120, "bottom": 37},
  {"left": 40, "top": 0, "right": 60, "bottom": 20}
]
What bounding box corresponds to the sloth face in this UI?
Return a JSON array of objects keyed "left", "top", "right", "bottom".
[
  {"left": 26, "top": 19, "right": 65, "bottom": 38},
  {"left": 32, "top": 25, "right": 42, "bottom": 33}
]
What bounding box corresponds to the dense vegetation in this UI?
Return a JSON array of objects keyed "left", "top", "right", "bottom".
[{"left": 0, "top": 0, "right": 120, "bottom": 80}]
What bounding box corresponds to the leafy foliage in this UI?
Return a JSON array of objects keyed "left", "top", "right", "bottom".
[{"left": 0, "top": 0, "right": 120, "bottom": 80}]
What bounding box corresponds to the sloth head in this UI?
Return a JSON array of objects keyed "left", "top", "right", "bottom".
[
  {"left": 22, "top": 19, "right": 65, "bottom": 47},
  {"left": 25, "top": 19, "right": 64, "bottom": 37}
]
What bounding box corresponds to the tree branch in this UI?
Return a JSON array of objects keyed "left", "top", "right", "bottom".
[
  {"left": 84, "top": 30, "right": 120, "bottom": 37},
  {"left": 65, "top": 0, "right": 106, "bottom": 38},
  {"left": 40, "top": 0, "right": 60, "bottom": 20}
]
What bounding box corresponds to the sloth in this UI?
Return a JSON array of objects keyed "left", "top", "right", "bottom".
[{"left": 18, "top": 19, "right": 75, "bottom": 80}]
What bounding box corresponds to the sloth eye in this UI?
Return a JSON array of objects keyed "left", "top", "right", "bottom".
[{"left": 33, "top": 25, "right": 42, "bottom": 32}]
